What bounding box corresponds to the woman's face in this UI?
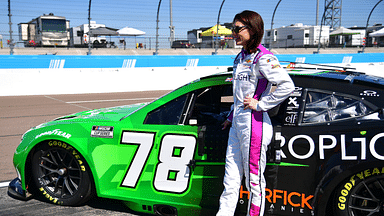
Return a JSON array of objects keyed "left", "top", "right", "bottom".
[{"left": 232, "top": 20, "right": 251, "bottom": 48}]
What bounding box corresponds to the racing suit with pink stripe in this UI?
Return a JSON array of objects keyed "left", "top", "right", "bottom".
[{"left": 217, "top": 45, "right": 295, "bottom": 216}]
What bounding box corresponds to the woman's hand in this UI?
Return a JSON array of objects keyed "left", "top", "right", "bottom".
[
  {"left": 243, "top": 96, "right": 259, "bottom": 110},
  {"left": 222, "top": 119, "right": 232, "bottom": 130}
]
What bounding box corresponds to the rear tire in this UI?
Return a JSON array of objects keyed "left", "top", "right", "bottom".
[
  {"left": 31, "top": 141, "right": 93, "bottom": 206},
  {"left": 334, "top": 168, "right": 384, "bottom": 216}
]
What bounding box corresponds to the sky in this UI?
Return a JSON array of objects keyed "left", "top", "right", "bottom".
[{"left": 0, "top": 0, "right": 383, "bottom": 46}]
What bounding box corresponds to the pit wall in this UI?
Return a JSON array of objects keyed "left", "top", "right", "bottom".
[
  {"left": 1, "top": 53, "right": 383, "bottom": 96},
  {"left": 1, "top": 53, "right": 384, "bottom": 69}
]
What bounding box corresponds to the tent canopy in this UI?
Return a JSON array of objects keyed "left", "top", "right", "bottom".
[
  {"left": 89, "top": 27, "right": 118, "bottom": 36},
  {"left": 330, "top": 27, "right": 360, "bottom": 36},
  {"left": 369, "top": 28, "right": 384, "bottom": 37},
  {"left": 201, "top": 24, "right": 232, "bottom": 37},
  {"left": 117, "top": 27, "right": 146, "bottom": 36}
]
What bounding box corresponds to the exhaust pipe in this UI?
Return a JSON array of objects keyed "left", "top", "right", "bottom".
[{"left": 153, "top": 204, "right": 178, "bottom": 216}]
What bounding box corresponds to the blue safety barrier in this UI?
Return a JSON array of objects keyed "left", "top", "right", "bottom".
[{"left": 0, "top": 53, "right": 383, "bottom": 69}]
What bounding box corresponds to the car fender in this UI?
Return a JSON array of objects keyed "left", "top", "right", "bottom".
[{"left": 16, "top": 123, "right": 95, "bottom": 191}]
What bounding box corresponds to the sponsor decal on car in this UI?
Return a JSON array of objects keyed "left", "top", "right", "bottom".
[
  {"left": 91, "top": 126, "right": 114, "bottom": 138},
  {"left": 360, "top": 90, "right": 380, "bottom": 97},
  {"left": 238, "top": 185, "right": 314, "bottom": 214},
  {"left": 278, "top": 133, "right": 384, "bottom": 160},
  {"left": 35, "top": 129, "right": 71, "bottom": 139}
]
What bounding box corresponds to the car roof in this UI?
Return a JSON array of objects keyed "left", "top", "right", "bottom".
[{"left": 288, "top": 68, "right": 384, "bottom": 86}]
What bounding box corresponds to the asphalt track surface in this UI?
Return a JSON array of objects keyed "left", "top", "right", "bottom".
[{"left": 0, "top": 90, "right": 170, "bottom": 216}]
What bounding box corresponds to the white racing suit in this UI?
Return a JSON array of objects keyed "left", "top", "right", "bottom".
[{"left": 217, "top": 45, "right": 295, "bottom": 216}]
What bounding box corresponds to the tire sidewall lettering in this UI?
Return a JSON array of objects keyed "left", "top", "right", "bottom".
[
  {"left": 47, "top": 140, "right": 86, "bottom": 172},
  {"left": 32, "top": 141, "right": 92, "bottom": 206},
  {"left": 337, "top": 167, "right": 384, "bottom": 211},
  {"left": 39, "top": 187, "right": 63, "bottom": 205}
]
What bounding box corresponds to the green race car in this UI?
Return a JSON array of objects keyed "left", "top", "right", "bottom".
[
  {"left": 9, "top": 65, "right": 384, "bottom": 216},
  {"left": 9, "top": 71, "right": 236, "bottom": 216}
]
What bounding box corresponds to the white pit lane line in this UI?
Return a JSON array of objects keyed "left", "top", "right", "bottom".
[{"left": 0, "top": 181, "right": 11, "bottom": 188}]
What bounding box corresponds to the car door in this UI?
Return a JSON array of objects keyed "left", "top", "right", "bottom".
[
  {"left": 183, "top": 84, "right": 233, "bottom": 213},
  {"left": 116, "top": 85, "right": 232, "bottom": 215}
]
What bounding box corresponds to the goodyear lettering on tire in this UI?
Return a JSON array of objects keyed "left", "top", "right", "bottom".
[
  {"left": 39, "top": 187, "right": 63, "bottom": 205},
  {"left": 47, "top": 141, "right": 86, "bottom": 171},
  {"left": 338, "top": 167, "right": 384, "bottom": 210}
]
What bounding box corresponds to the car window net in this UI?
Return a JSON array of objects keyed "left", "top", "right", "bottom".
[{"left": 303, "top": 92, "right": 374, "bottom": 123}]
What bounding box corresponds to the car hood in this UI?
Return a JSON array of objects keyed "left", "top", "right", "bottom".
[{"left": 55, "top": 103, "right": 147, "bottom": 123}]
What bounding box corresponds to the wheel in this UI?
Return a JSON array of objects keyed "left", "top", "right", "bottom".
[
  {"left": 334, "top": 168, "right": 384, "bottom": 216},
  {"left": 31, "top": 141, "right": 93, "bottom": 206}
]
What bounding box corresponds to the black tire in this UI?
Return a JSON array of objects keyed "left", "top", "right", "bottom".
[
  {"left": 334, "top": 168, "right": 384, "bottom": 216},
  {"left": 31, "top": 141, "right": 93, "bottom": 206}
]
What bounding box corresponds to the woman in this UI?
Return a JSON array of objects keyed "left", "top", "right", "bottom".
[{"left": 217, "top": 10, "right": 295, "bottom": 216}]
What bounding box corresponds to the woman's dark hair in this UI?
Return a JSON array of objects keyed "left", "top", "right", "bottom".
[{"left": 233, "top": 10, "right": 264, "bottom": 53}]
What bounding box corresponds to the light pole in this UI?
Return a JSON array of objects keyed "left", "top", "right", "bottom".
[
  {"left": 315, "top": 0, "right": 335, "bottom": 54},
  {"left": 87, "top": 0, "right": 92, "bottom": 55},
  {"left": 270, "top": 0, "right": 282, "bottom": 51},
  {"left": 154, "top": 0, "right": 162, "bottom": 55},
  {"left": 360, "top": 0, "right": 383, "bottom": 53},
  {"left": 213, "top": 0, "right": 226, "bottom": 55},
  {"left": 8, "top": 0, "right": 14, "bottom": 55},
  {"left": 169, "top": 0, "right": 175, "bottom": 47}
]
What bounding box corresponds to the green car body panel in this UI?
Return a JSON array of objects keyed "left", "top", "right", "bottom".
[{"left": 13, "top": 73, "right": 232, "bottom": 215}]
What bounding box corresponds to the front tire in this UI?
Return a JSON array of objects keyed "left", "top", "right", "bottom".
[
  {"left": 334, "top": 168, "right": 384, "bottom": 216},
  {"left": 31, "top": 141, "right": 93, "bottom": 206}
]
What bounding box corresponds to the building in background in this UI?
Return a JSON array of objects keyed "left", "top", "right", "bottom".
[
  {"left": 264, "top": 23, "right": 330, "bottom": 48},
  {"left": 350, "top": 24, "right": 384, "bottom": 47},
  {"left": 328, "top": 27, "right": 363, "bottom": 47}
]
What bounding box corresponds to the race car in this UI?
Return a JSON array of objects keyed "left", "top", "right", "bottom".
[{"left": 8, "top": 63, "right": 384, "bottom": 216}]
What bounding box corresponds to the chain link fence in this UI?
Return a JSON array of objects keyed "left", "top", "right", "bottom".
[{"left": 0, "top": 0, "right": 383, "bottom": 53}]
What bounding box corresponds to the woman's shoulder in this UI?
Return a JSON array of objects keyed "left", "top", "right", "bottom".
[{"left": 255, "top": 53, "right": 280, "bottom": 65}]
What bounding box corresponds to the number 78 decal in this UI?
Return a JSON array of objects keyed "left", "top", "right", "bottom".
[{"left": 120, "top": 131, "right": 197, "bottom": 194}]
